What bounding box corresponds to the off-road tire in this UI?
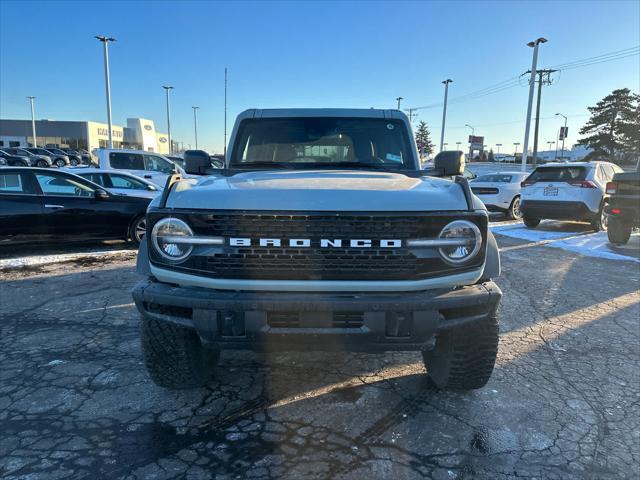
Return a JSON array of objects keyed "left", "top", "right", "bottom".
[
  {"left": 422, "top": 316, "right": 499, "bottom": 390},
  {"left": 590, "top": 205, "right": 608, "bottom": 232},
  {"left": 523, "top": 216, "right": 540, "bottom": 228},
  {"left": 607, "top": 217, "right": 632, "bottom": 245},
  {"left": 141, "top": 316, "right": 219, "bottom": 389},
  {"left": 508, "top": 195, "right": 522, "bottom": 220}
]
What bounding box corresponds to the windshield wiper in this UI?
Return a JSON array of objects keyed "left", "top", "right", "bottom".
[{"left": 231, "top": 162, "right": 294, "bottom": 169}]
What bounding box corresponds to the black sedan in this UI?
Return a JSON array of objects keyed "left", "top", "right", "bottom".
[{"left": 0, "top": 168, "right": 151, "bottom": 246}]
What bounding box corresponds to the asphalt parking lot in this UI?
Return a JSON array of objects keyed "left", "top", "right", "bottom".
[{"left": 1, "top": 228, "right": 639, "bottom": 480}]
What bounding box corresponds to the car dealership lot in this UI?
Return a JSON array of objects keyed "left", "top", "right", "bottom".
[{"left": 0, "top": 229, "right": 638, "bottom": 479}]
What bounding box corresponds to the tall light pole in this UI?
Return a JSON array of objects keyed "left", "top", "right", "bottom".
[
  {"left": 224, "top": 67, "right": 228, "bottom": 158},
  {"left": 496, "top": 143, "right": 502, "bottom": 154},
  {"left": 27, "top": 96, "right": 37, "bottom": 147},
  {"left": 520, "top": 37, "right": 548, "bottom": 171},
  {"left": 440, "top": 79, "right": 453, "bottom": 152},
  {"left": 465, "top": 124, "right": 475, "bottom": 160},
  {"left": 465, "top": 124, "right": 475, "bottom": 136},
  {"left": 192, "top": 106, "right": 200, "bottom": 149},
  {"left": 514, "top": 142, "right": 521, "bottom": 163},
  {"left": 162, "top": 86, "right": 174, "bottom": 153},
  {"left": 456, "top": 141, "right": 461, "bottom": 151},
  {"left": 556, "top": 112, "right": 568, "bottom": 160},
  {"left": 95, "top": 35, "right": 116, "bottom": 148},
  {"left": 396, "top": 96, "right": 403, "bottom": 110}
]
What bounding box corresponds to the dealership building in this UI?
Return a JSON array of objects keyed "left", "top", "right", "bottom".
[{"left": 0, "top": 117, "right": 172, "bottom": 154}]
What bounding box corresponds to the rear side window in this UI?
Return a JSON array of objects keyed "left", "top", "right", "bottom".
[
  {"left": 35, "top": 173, "right": 95, "bottom": 197},
  {"left": 110, "top": 152, "right": 144, "bottom": 170},
  {"left": 528, "top": 166, "right": 587, "bottom": 182},
  {"left": 110, "top": 174, "right": 148, "bottom": 189},
  {"left": 143, "top": 155, "right": 174, "bottom": 173},
  {"left": 81, "top": 173, "right": 107, "bottom": 186},
  {"left": 0, "top": 173, "right": 34, "bottom": 194}
]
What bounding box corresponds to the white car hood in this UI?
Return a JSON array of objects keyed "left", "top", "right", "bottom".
[{"left": 161, "top": 170, "right": 469, "bottom": 211}]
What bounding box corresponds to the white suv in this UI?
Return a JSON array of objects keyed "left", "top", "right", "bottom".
[
  {"left": 520, "top": 161, "right": 623, "bottom": 231},
  {"left": 93, "top": 149, "right": 186, "bottom": 187}
]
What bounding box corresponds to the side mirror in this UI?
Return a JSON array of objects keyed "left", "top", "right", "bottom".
[
  {"left": 94, "top": 188, "right": 110, "bottom": 200},
  {"left": 184, "top": 149, "right": 212, "bottom": 175},
  {"left": 434, "top": 150, "right": 465, "bottom": 177}
]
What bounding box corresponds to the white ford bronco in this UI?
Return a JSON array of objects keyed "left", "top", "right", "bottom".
[{"left": 133, "top": 108, "right": 502, "bottom": 390}]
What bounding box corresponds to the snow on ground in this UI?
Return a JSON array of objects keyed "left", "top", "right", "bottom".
[
  {"left": 491, "top": 220, "right": 640, "bottom": 263},
  {"left": 0, "top": 249, "right": 134, "bottom": 271}
]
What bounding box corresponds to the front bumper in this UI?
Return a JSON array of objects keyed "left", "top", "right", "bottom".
[
  {"left": 520, "top": 200, "right": 596, "bottom": 221},
  {"left": 132, "top": 280, "right": 502, "bottom": 352}
]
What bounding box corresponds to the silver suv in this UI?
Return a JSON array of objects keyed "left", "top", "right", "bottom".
[
  {"left": 133, "top": 109, "right": 502, "bottom": 391},
  {"left": 520, "top": 161, "right": 623, "bottom": 230}
]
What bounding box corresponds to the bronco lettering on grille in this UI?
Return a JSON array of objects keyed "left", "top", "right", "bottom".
[{"left": 229, "top": 238, "right": 402, "bottom": 248}]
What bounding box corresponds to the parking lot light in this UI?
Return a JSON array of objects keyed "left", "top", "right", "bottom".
[
  {"left": 163, "top": 86, "right": 174, "bottom": 154},
  {"left": 440, "top": 79, "right": 453, "bottom": 152},
  {"left": 521, "top": 37, "right": 548, "bottom": 171},
  {"left": 95, "top": 35, "right": 116, "bottom": 149},
  {"left": 27, "top": 96, "right": 37, "bottom": 147},
  {"left": 192, "top": 106, "right": 200, "bottom": 149}
]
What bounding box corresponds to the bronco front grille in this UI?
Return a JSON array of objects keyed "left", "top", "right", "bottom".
[{"left": 148, "top": 211, "right": 487, "bottom": 281}]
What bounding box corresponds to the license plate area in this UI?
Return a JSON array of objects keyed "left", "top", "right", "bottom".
[{"left": 544, "top": 186, "right": 559, "bottom": 196}]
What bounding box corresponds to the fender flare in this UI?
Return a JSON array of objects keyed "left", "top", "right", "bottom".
[
  {"left": 136, "top": 238, "right": 152, "bottom": 276},
  {"left": 480, "top": 229, "right": 501, "bottom": 282}
]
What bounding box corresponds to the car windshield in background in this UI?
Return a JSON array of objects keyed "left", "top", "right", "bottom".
[
  {"left": 528, "top": 166, "right": 587, "bottom": 182},
  {"left": 475, "top": 174, "right": 514, "bottom": 183},
  {"left": 231, "top": 117, "right": 413, "bottom": 169}
]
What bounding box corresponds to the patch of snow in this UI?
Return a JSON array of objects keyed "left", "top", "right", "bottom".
[{"left": 0, "top": 249, "right": 133, "bottom": 271}]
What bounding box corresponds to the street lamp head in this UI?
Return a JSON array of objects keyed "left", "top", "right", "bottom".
[
  {"left": 95, "top": 35, "right": 116, "bottom": 42},
  {"left": 162, "top": 85, "right": 174, "bottom": 90},
  {"left": 527, "top": 37, "right": 548, "bottom": 47},
  {"left": 442, "top": 79, "right": 453, "bottom": 84},
  {"left": 192, "top": 106, "right": 199, "bottom": 110}
]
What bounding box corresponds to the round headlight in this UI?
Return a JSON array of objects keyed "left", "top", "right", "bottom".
[
  {"left": 151, "top": 218, "right": 194, "bottom": 262},
  {"left": 438, "top": 220, "right": 482, "bottom": 265}
]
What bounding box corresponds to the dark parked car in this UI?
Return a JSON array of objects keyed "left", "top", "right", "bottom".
[
  {"left": 0, "top": 149, "right": 34, "bottom": 167},
  {"left": 25, "top": 147, "right": 70, "bottom": 167},
  {"left": 0, "top": 168, "right": 150, "bottom": 245},
  {"left": 45, "top": 147, "right": 82, "bottom": 166},
  {"left": 61, "top": 148, "right": 92, "bottom": 165},
  {"left": 605, "top": 161, "right": 640, "bottom": 244},
  {"left": 3, "top": 148, "right": 52, "bottom": 167}
]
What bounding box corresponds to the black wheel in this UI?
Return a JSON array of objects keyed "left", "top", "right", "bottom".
[
  {"left": 591, "top": 205, "right": 608, "bottom": 232},
  {"left": 507, "top": 195, "right": 522, "bottom": 220},
  {"left": 607, "top": 217, "right": 632, "bottom": 244},
  {"left": 55, "top": 158, "right": 66, "bottom": 167},
  {"left": 523, "top": 216, "right": 540, "bottom": 228},
  {"left": 423, "top": 315, "right": 499, "bottom": 390},
  {"left": 70, "top": 158, "right": 79, "bottom": 166},
  {"left": 141, "top": 316, "right": 219, "bottom": 389},
  {"left": 36, "top": 159, "right": 48, "bottom": 168},
  {"left": 129, "top": 215, "right": 146, "bottom": 245}
]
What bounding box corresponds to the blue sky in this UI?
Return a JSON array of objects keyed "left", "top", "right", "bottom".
[{"left": 1, "top": 0, "right": 638, "bottom": 154}]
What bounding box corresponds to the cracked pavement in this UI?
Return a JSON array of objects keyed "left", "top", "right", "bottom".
[{"left": 1, "top": 234, "right": 639, "bottom": 479}]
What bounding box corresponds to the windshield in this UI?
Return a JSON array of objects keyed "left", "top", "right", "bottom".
[
  {"left": 475, "top": 174, "right": 514, "bottom": 183},
  {"left": 231, "top": 117, "right": 414, "bottom": 169},
  {"left": 528, "top": 166, "right": 588, "bottom": 182}
]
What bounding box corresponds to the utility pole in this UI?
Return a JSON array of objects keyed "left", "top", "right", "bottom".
[
  {"left": 27, "top": 96, "right": 37, "bottom": 147},
  {"left": 192, "top": 106, "right": 200, "bottom": 149},
  {"left": 556, "top": 112, "right": 568, "bottom": 160},
  {"left": 528, "top": 68, "right": 557, "bottom": 167},
  {"left": 162, "top": 86, "right": 174, "bottom": 153},
  {"left": 406, "top": 108, "right": 418, "bottom": 123},
  {"left": 396, "top": 97, "right": 403, "bottom": 110},
  {"left": 95, "top": 35, "right": 116, "bottom": 148},
  {"left": 440, "top": 79, "right": 453, "bottom": 152},
  {"left": 520, "top": 37, "right": 547, "bottom": 171},
  {"left": 555, "top": 128, "right": 560, "bottom": 160},
  {"left": 224, "top": 67, "right": 228, "bottom": 158}
]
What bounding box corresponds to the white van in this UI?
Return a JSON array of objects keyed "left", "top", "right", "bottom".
[{"left": 93, "top": 149, "right": 185, "bottom": 187}]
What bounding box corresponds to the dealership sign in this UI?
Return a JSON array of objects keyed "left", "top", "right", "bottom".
[
  {"left": 468, "top": 135, "right": 484, "bottom": 150},
  {"left": 144, "top": 125, "right": 153, "bottom": 131},
  {"left": 159, "top": 137, "right": 167, "bottom": 143}
]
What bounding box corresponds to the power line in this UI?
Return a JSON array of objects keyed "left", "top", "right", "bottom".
[{"left": 406, "top": 45, "right": 640, "bottom": 112}]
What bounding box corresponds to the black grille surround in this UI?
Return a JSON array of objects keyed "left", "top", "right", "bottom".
[{"left": 147, "top": 209, "right": 488, "bottom": 281}]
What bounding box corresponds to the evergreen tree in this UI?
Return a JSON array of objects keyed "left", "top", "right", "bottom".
[
  {"left": 488, "top": 149, "right": 495, "bottom": 162},
  {"left": 578, "top": 88, "right": 639, "bottom": 163},
  {"left": 414, "top": 121, "right": 434, "bottom": 159}
]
